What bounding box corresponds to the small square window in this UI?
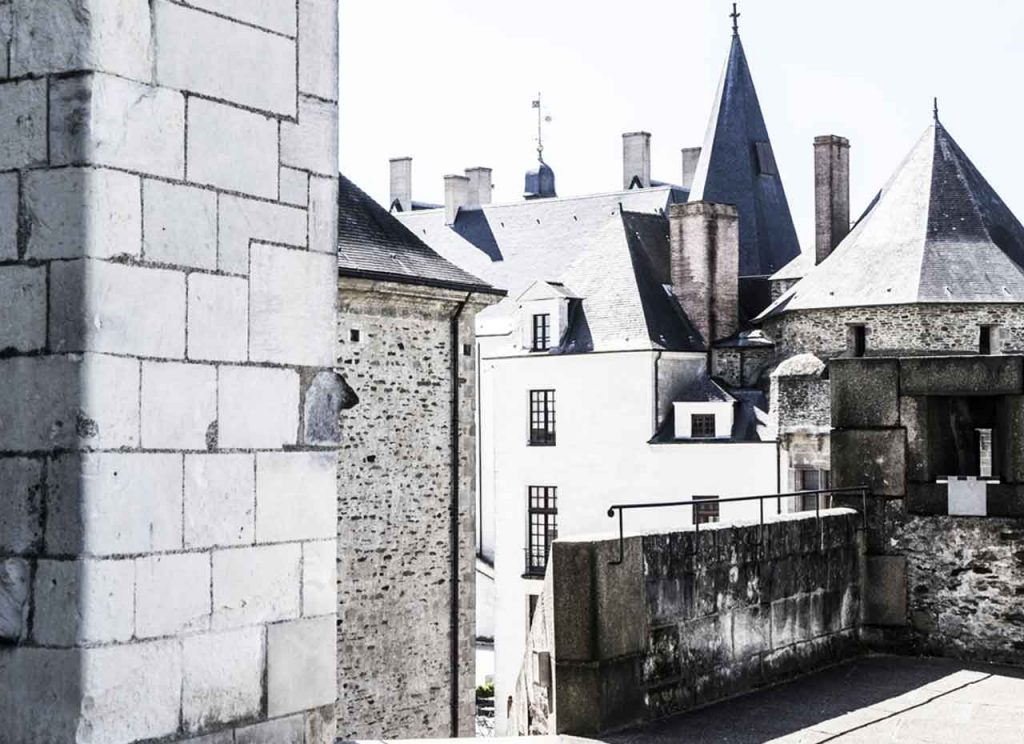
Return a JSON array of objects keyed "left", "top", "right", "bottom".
[
  {"left": 691, "top": 413, "right": 716, "bottom": 439},
  {"left": 349, "top": 329, "right": 361, "bottom": 343},
  {"left": 693, "top": 495, "right": 719, "bottom": 525}
]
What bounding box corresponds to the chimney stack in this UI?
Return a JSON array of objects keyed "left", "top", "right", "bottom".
[
  {"left": 681, "top": 147, "right": 702, "bottom": 191},
  {"left": 465, "top": 167, "right": 493, "bottom": 207},
  {"left": 444, "top": 174, "right": 470, "bottom": 225},
  {"left": 389, "top": 156, "right": 413, "bottom": 212},
  {"left": 669, "top": 202, "right": 739, "bottom": 345},
  {"left": 814, "top": 135, "right": 850, "bottom": 264},
  {"left": 622, "top": 131, "right": 652, "bottom": 189}
]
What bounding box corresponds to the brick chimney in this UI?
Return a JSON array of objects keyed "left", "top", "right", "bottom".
[
  {"left": 389, "top": 156, "right": 412, "bottom": 212},
  {"left": 681, "top": 147, "right": 701, "bottom": 191},
  {"left": 465, "top": 167, "right": 493, "bottom": 206},
  {"left": 814, "top": 135, "right": 850, "bottom": 264},
  {"left": 622, "top": 131, "right": 651, "bottom": 189},
  {"left": 444, "top": 174, "right": 470, "bottom": 225},
  {"left": 669, "top": 202, "right": 739, "bottom": 345}
]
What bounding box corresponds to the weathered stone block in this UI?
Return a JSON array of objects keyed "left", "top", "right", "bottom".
[
  {"left": 731, "top": 605, "right": 769, "bottom": 660},
  {"left": 298, "top": 0, "right": 339, "bottom": 100},
  {"left": 212, "top": 544, "right": 301, "bottom": 629},
  {"left": 187, "top": 273, "right": 249, "bottom": 362},
  {"left": 47, "top": 453, "right": 183, "bottom": 556},
  {"left": 280, "top": 167, "right": 309, "bottom": 206},
  {"left": 0, "top": 354, "right": 140, "bottom": 452},
  {"left": 218, "top": 366, "right": 300, "bottom": 449},
  {"left": 155, "top": 0, "right": 296, "bottom": 117},
  {"left": 267, "top": 616, "right": 336, "bottom": 716},
  {"left": 10, "top": 0, "right": 153, "bottom": 80},
  {"left": 906, "top": 483, "right": 946, "bottom": 515},
  {"left": 280, "top": 95, "right": 338, "bottom": 176},
  {"left": 236, "top": 715, "right": 304, "bottom": 744},
  {"left": 302, "top": 539, "right": 336, "bottom": 617},
  {"left": 136, "top": 553, "right": 212, "bottom": 639},
  {"left": 218, "top": 195, "right": 307, "bottom": 274},
  {"left": 0, "top": 647, "right": 82, "bottom": 742},
  {"left": 0, "top": 265, "right": 46, "bottom": 353},
  {"left": 32, "top": 559, "right": 135, "bottom": 645},
  {"left": 309, "top": 175, "right": 338, "bottom": 254},
  {"left": 250, "top": 244, "right": 336, "bottom": 367},
  {"left": 0, "top": 558, "right": 29, "bottom": 642},
  {"left": 0, "top": 458, "right": 43, "bottom": 554},
  {"left": 999, "top": 395, "right": 1024, "bottom": 483},
  {"left": 50, "top": 72, "right": 185, "bottom": 178},
  {"left": 0, "top": 78, "right": 46, "bottom": 169},
  {"left": 25, "top": 167, "right": 141, "bottom": 260},
  {"left": 831, "top": 358, "right": 899, "bottom": 428},
  {"left": 862, "top": 555, "right": 907, "bottom": 627},
  {"left": 141, "top": 361, "right": 217, "bottom": 450},
  {"left": 188, "top": 0, "right": 298, "bottom": 35},
  {"left": 144, "top": 180, "right": 218, "bottom": 269},
  {"left": 0, "top": 172, "right": 16, "bottom": 259},
  {"left": 304, "top": 706, "right": 337, "bottom": 744},
  {"left": 900, "top": 355, "right": 1024, "bottom": 396},
  {"left": 831, "top": 428, "right": 906, "bottom": 496},
  {"left": 184, "top": 454, "right": 256, "bottom": 549},
  {"left": 303, "top": 371, "right": 356, "bottom": 445},
  {"left": 187, "top": 97, "right": 279, "bottom": 199},
  {"left": 183, "top": 627, "right": 264, "bottom": 733},
  {"left": 255, "top": 452, "right": 336, "bottom": 543}
]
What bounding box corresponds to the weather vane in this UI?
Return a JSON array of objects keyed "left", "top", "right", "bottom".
[
  {"left": 730, "top": 2, "right": 740, "bottom": 35},
  {"left": 532, "top": 93, "right": 552, "bottom": 161}
]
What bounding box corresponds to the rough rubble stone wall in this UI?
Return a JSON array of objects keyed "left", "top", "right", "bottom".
[
  {"left": 0, "top": 2, "right": 341, "bottom": 742},
  {"left": 335, "top": 279, "right": 483, "bottom": 738}
]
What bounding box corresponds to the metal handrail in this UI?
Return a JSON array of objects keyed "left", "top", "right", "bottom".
[{"left": 605, "top": 486, "right": 871, "bottom": 566}]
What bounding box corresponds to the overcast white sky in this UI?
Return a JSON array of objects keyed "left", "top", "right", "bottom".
[{"left": 340, "top": 0, "right": 1024, "bottom": 250}]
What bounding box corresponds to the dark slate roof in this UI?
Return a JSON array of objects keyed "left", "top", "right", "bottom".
[
  {"left": 761, "top": 121, "right": 1024, "bottom": 317},
  {"left": 689, "top": 33, "right": 801, "bottom": 278},
  {"left": 336, "top": 173, "right": 499, "bottom": 294}
]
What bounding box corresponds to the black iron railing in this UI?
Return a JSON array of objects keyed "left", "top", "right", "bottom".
[{"left": 605, "top": 486, "right": 871, "bottom": 566}]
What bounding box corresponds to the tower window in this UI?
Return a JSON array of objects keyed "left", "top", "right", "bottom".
[
  {"left": 849, "top": 324, "right": 866, "bottom": 357},
  {"left": 526, "top": 486, "right": 557, "bottom": 575},
  {"left": 691, "top": 413, "right": 716, "bottom": 439},
  {"left": 463, "top": 343, "right": 473, "bottom": 357},
  {"left": 532, "top": 313, "right": 551, "bottom": 351},
  {"left": 979, "top": 325, "right": 993, "bottom": 355},
  {"left": 349, "top": 329, "right": 361, "bottom": 343},
  {"left": 529, "top": 390, "right": 556, "bottom": 445}
]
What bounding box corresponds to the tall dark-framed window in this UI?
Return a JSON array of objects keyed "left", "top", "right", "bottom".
[
  {"left": 532, "top": 313, "right": 551, "bottom": 351},
  {"left": 526, "top": 486, "right": 558, "bottom": 575},
  {"left": 849, "top": 324, "right": 866, "bottom": 357},
  {"left": 979, "top": 325, "right": 995, "bottom": 355},
  {"left": 693, "top": 495, "right": 719, "bottom": 525},
  {"left": 691, "top": 413, "right": 716, "bottom": 439},
  {"left": 797, "top": 469, "right": 831, "bottom": 511},
  {"left": 529, "top": 390, "right": 556, "bottom": 445}
]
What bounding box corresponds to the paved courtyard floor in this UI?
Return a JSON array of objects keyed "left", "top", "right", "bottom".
[{"left": 606, "top": 655, "right": 1024, "bottom": 744}]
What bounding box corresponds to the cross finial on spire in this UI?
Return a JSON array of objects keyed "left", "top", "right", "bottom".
[
  {"left": 730, "top": 3, "right": 740, "bottom": 35},
  {"left": 933, "top": 96, "right": 939, "bottom": 123}
]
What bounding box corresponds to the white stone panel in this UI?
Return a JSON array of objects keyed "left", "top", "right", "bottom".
[
  {"left": 236, "top": 716, "right": 304, "bottom": 744},
  {"left": 281, "top": 96, "right": 339, "bottom": 176},
  {"left": 80, "top": 640, "right": 182, "bottom": 744},
  {"left": 308, "top": 176, "right": 338, "bottom": 254},
  {"left": 212, "top": 544, "right": 301, "bottom": 629},
  {"left": 0, "top": 458, "right": 44, "bottom": 554},
  {"left": 141, "top": 361, "right": 217, "bottom": 450},
  {"left": 182, "top": 627, "right": 264, "bottom": 733},
  {"left": 187, "top": 98, "right": 280, "bottom": 200},
  {"left": 188, "top": 273, "right": 250, "bottom": 362},
  {"left": 188, "top": 0, "right": 298, "bottom": 35},
  {"left": 50, "top": 73, "right": 185, "bottom": 179},
  {"left": 0, "top": 354, "right": 140, "bottom": 452},
  {"left": 144, "top": 180, "right": 218, "bottom": 269},
  {"left": 0, "top": 265, "right": 46, "bottom": 352},
  {"left": 267, "top": 616, "right": 336, "bottom": 716},
  {"left": 218, "top": 366, "right": 300, "bottom": 449},
  {"left": 10, "top": 0, "right": 153, "bottom": 80},
  {"left": 249, "top": 244, "right": 336, "bottom": 367},
  {"left": 256, "top": 452, "right": 336, "bottom": 543},
  {"left": 218, "top": 194, "right": 308, "bottom": 275},
  {"left": 0, "top": 78, "right": 46, "bottom": 170},
  {"left": 298, "top": 0, "right": 339, "bottom": 101},
  {"left": 136, "top": 553, "right": 211, "bottom": 638},
  {"left": 184, "top": 454, "right": 256, "bottom": 549},
  {"left": 280, "top": 167, "right": 309, "bottom": 206},
  {"left": 0, "top": 172, "right": 17, "bottom": 259},
  {"left": 25, "top": 168, "right": 141, "bottom": 260},
  {"left": 32, "top": 559, "right": 135, "bottom": 646},
  {"left": 49, "top": 259, "right": 186, "bottom": 358},
  {"left": 46, "top": 453, "right": 183, "bottom": 557},
  {"left": 302, "top": 540, "right": 336, "bottom": 617},
  {"left": 155, "top": 0, "right": 296, "bottom": 117}
]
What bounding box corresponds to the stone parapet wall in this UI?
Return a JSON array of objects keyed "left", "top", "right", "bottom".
[{"left": 0, "top": 2, "right": 340, "bottom": 742}]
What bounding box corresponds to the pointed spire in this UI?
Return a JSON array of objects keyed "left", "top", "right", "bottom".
[
  {"left": 933, "top": 96, "right": 939, "bottom": 123},
  {"left": 730, "top": 3, "right": 741, "bottom": 35}
]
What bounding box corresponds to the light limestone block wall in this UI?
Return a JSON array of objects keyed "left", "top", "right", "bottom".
[{"left": 0, "top": 1, "right": 341, "bottom": 742}]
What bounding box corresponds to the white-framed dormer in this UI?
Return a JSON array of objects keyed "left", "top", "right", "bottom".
[
  {"left": 672, "top": 374, "right": 736, "bottom": 440},
  {"left": 515, "top": 280, "right": 580, "bottom": 353}
]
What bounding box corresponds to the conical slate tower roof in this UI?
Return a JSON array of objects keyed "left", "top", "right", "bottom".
[
  {"left": 689, "top": 33, "right": 800, "bottom": 278},
  {"left": 761, "top": 121, "right": 1024, "bottom": 317}
]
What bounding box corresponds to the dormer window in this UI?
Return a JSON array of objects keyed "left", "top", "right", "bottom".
[{"left": 532, "top": 313, "right": 551, "bottom": 352}]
